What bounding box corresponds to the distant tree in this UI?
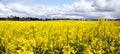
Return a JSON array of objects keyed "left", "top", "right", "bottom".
[
  {"left": 13, "top": 16, "right": 19, "bottom": 20},
  {"left": 8, "top": 15, "right": 19, "bottom": 20}
]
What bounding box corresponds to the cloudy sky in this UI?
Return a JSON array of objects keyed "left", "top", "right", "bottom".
[{"left": 0, "top": 0, "right": 120, "bottom": 19}]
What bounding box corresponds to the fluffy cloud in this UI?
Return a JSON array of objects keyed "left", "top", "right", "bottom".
[
  {"left": 0, "top": 0, "right": 120, "bottom": 19},
  {"left": 93, "top": 0, "right": 120, "bottom": 19},
  {"left": 93, "top": 0, "right": 119, "bottom": 11},
  {"left": 73, "top": 0, "right": 95, "bottom": 12},
  {"left": 0, "top": 12, "right": 4, "bottom": 16},
  {"left": 0, "top": 3, "right": 10, "bottom": 12},
  {"left": 7, "top": 3, "right": 35, "bottom": 15}
]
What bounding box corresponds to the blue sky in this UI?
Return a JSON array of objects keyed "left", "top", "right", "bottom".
[
  {"left": 32, "top": 0, "right": 74, "bottom": 6},
  {"left": 0, "top": 0, "right": 120, "bottom": 19},
  {"left": 2, "top": 0, "right": 74, "bottom": 6}
]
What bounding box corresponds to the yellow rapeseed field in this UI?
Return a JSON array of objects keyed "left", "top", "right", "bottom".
[{"left": 0, "top": 19, "right": 120, "bottom": 54}]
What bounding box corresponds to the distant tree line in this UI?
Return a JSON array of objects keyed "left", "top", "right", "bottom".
[{"left": 0, "top": 15, "right": 120, "bottom": 21}]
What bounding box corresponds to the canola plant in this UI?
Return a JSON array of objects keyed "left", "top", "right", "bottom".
[{"left": 0, "top": 18, "right": 120, "bottom": 54}]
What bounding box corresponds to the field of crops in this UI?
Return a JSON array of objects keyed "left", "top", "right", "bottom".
[{"left": 0, "top": 19, "right": 120, "bottom": 54}]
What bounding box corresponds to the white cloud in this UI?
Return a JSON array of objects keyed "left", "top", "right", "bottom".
[
  {"left": 0, "top": 13, "right": 3, "bottom": 16},
  {"left": 0, "top": 2, "right": 10, "bottom": 12},
  {"left": 65, "top": 15, "right": 84, "bottom": 19},
  {"left": 73, "top": 0, "right": 95, "bottom": 12},
  {"left": 7, "top": 3, "right": 33, "bottom": 14},
  {"left": 0, "top": 0, "right": 120, "bottom": 19},
  {"left": 93, "top": 0, "right": 120, "bottom": 18},
  {"left": 93, "top": 0, "right": 118, "bottom": 11}
]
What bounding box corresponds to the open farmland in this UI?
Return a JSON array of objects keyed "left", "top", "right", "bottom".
[{"left": 0, "top": 20, "right": 120, "bottom": 54}]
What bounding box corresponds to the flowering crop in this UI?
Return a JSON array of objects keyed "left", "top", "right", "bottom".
[{"left": 0, "top": 19, "right": 120, "bottom": 54}]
